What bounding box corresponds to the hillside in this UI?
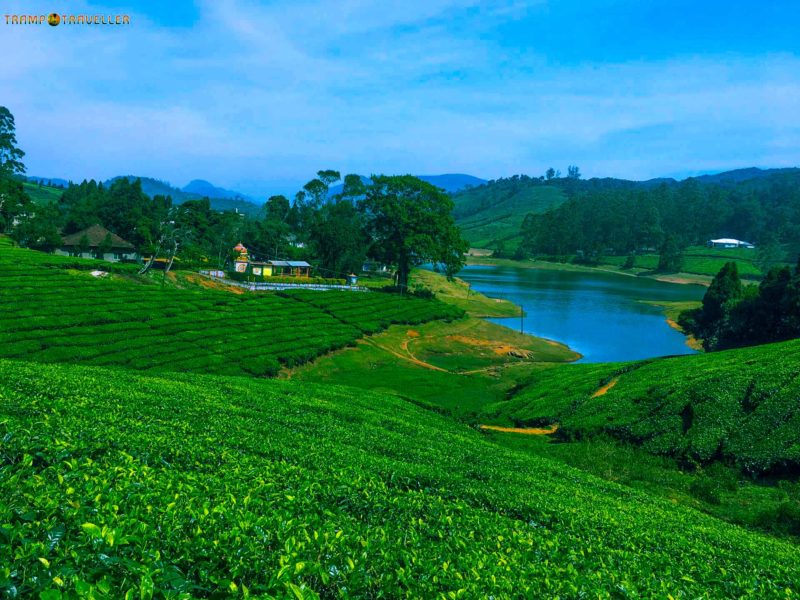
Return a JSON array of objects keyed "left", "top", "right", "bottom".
[
  {"left": 182, "top": 178, "right": 256, "bottom": 201},
  {"left": 328, "top": 173, "right": 486, "bottom": 198},
  {"left": 2, "top": 358, "right": 799, "bottom": 597},
  {"left": 452, "top": 177, "right": 567, "bottom": 249},
  {"left": 453, "top": 167, "right": 800, "bottom": 251},
  {"left": 480, "top": 338, "right": 800, "bottom": 475},
  {"left": 107, "top": 176, "right": 262, "bottom": 215},
  {"left": 20, "top": 180, "right": 63, "bottom": 205},
  {"left": 0, "top": 241, "right": 462, "bottom": 377}
]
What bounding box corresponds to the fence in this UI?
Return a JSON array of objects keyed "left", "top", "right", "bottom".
[{"left": 198, "top": 271, "right": 369, "bottom": 292}]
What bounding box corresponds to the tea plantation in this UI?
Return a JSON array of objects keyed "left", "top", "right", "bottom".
[
  {"left": 489, "top": 339, "right": 800, "bottom": 475},
  {"left": 0, "top": 243, "right": 461, "bottom": 377},
  {"left": 2, "top": 359, "right": 800, "bottom": 598}
]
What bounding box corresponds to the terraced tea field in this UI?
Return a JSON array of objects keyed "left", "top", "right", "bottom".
[
  {"left": 2, "top": 359, "right": 799, "bottom": 597},
  {"left": 484, "top": 339, "right": 800, "bottom": 474},
  {"left": 0, "top": 243, "right": 462, "bottom": 377}
]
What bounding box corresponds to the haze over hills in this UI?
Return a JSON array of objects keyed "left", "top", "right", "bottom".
[{"left": 328, "top": 173, "right": 487, "bottom": 197}]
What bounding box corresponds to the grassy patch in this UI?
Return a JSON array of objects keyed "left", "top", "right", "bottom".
[
  {"left": 291, "top": 317, "right": 577, "bottom": 419},
  {"left": 411, "top": 268, "right": 520, "bottom": 317},
  {"left": 22, "top": 181, "right": 63, "bottom": 205}
]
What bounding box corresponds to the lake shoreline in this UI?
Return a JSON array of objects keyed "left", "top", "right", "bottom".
[
  {"left": 458, "top": 263, "right": 705, "bottom": 363},
  {"left": 466, "top": 256, "right": 713, "bottom": 287}
]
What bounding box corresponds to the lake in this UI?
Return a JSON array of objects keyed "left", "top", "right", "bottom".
[{"left": 456, "top": 265, "right": 706, "bottom": 363}]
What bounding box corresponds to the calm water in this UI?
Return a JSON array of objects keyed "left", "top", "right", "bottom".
[{"left": 457, "top": 265, "right": 705, "bottom": 363}]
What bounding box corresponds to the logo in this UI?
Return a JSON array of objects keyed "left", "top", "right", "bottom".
[{"left": 5, "top": 13, "right": 131, "bottom": 26}]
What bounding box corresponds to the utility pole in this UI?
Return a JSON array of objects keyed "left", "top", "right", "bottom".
[{"left": 519, "top": 304, "right": 524, "bottom": 334}]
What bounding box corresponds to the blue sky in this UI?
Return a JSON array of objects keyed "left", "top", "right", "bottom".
[{"left": 2, "top": 0, "right": 799, "bottom": 197}]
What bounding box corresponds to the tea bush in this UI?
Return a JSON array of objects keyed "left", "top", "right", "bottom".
[
  {"left": 1, "top": 359, "right": 799, "bottom": 597},
  {"left": 493, "top": 340, "right": 800, "bottom": 474},
  {"left": 0, "top": 244, "right": 461, "bottom": 376}
]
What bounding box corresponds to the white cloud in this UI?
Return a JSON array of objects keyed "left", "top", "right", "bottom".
[{"left": 0, "top": 0, "right": 797, "bottom": 193}]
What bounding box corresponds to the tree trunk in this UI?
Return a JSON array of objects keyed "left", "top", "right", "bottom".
[
  {"left": 396, "top": 259, "right": 410, "bottom": 292},
  {"left": 138, "top": 242, "right": 161, "bottom": 275},
  {"left": 164, "top": 242, "right": 178, "bottom": 274}
]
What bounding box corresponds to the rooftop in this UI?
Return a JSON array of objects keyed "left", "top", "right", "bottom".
[{"left": 61, "top": 224, "right": 134, "bottom": 249}]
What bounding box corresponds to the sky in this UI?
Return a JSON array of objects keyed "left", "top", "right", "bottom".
[{"left": 2, "top": 0, "right": 799, "bottom": 198}]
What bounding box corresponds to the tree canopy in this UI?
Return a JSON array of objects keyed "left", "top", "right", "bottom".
[{"left": 361, "top": 175, "right": 467, "bottom": 288}]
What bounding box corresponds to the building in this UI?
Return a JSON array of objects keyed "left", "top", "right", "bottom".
[
  {"left": 361, "top": 260, "right": 390, "bottom": 274},
  {"left": 57, "top": 224, "right": 137, "bottom": 262},
  {"left": 707, "top": 238, "right": 755, "bottom": 249},
  {"left": 231, "top": 243, "right": 311, "bottom": 277}
]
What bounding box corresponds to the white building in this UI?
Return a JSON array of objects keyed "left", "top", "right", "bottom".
[{"left": 707, "top": 238, "right": 755, "bottom": 249}]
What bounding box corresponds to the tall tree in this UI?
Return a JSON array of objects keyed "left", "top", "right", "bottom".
[
  {"left": 657, "top": 235, "right": 684, "bottom": 272},
  {"left": 0, "top": 106, "right": 26, "bottom": 177},
  {"left": 361, "top": 175, "right": 468, "bottom": 288}
]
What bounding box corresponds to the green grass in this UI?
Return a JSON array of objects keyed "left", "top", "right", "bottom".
[
  {"left": 291, "top": 317, "right": 577, "bottom": 419},
  {"left": 603, "top": 246, "right": 765, "bottom": 278},
  {"left": 2, "top": 358, "right": 799, "bottom": 597},
  {"left": 484, "top": 339, "right": 800, "bottom": 475},
  {"left": 453, "top": 184, "right": 566, "bottom": 248},
  {"left": 0, "top": 244, "right": 462, "bottom": 377},
  {"left": 411, "top": 268, "right": 520, "bottom": 317},
  {"left": 22, "top": 181, "right": 63, "bottom": 205}
]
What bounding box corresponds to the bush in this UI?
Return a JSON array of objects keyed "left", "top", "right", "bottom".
[{"left": 689, "top": 476, "right": 722, "bottom": 505}]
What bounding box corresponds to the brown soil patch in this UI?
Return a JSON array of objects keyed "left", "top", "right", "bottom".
[
  {"left": 406, "top": 330, "right": 420, "bottom": 338},
  {"left": 479, "top": 424, "right": 559, "bottom": 435},
  {"left": 447, "top": 335, "right": 532, "bottom": 359},
  {"left": 666, "top": 319, "right": 704, "bottom": 351},
  {"left": 591, "top": 377, "right": 619, "bottom": 398},
  {"left": 185, "top": 273, "right": 245, "bottom": 294}
]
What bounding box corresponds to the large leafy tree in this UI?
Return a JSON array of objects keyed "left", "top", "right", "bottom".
[
  {"left": 308, "top": 200, "right": 368, "bottom": 277},
  {"left": 361, "top": 175, "right": 467, "bottom": 288},
  {"left": 0, "top": 106, "right": 26, "bottom": 177},
  {"left": 0, "top": 107, "right": 31, "bottom": 233}
]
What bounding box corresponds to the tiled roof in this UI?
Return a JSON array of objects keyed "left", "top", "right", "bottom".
[{"left": 61, "top": 224, "right": 135, "bottom": 249}]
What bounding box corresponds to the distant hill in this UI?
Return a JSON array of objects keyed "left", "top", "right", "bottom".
[
  {"left": 107, "top": 176, "right": 261, "bottom": 215},
  {"left": 182, "top": 179, "right": 256, "bottom": 202},
  {"left": 452, "top": 175, "right": 567, "bottom": 249},
  {"left": 25, "top": 175, "right": 71, "bottom": 188},
  {"left": 417, "top": 173, "right": 486, "bottom": 192},
  {"left": 454, "top": 167, "right": 800, "bottom": 249},
  {"left": 692, "top": 167, "right": 800, "bottom": 185},
  {"left": 328, "top": 173, "right": 486, "bottom": 197}
]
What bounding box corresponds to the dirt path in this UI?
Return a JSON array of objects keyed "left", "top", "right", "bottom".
[
  {"left": 591, "top": 377, "right": 619, "bottom": 398},
  {"left": 362, "top": 338, "right": 449, "bottom": 372},
  {"left": 479, "top": 424, "right": 559, "bottom": 435}
]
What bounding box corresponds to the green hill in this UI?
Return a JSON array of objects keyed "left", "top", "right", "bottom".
[
  {"left": 21, "top": 180, "right": 63, "bottom": 205},
  {"left": 2, "top": 358, "right": 799, "bottom": 597},
  {"left": 452, "top": 177, "right": 566, "bottom": 249},
  {"left": 480, "top": 339, "right": 800, "bottom": 475},
  {"left": 0, "top": 243, "right": 462, "bottom": 377}
]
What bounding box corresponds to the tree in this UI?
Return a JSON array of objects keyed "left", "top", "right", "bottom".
[
  {"left": 755, "top": 234, "right": 783, "bottom": 274},
  {"left": 340, "top": 174, "right": 367, "bottom": 201},
  {"left": 361, "top": 175, "right": 468, "bottom": 289},
  {"left": 545, "top": 168, "right": 556, "bottom": 181},
  {"left": 10, "top": 203, "right": 62, "bottom": 252},
  {"left": 0, "top": 106, "right": 26, "bottom": 177},
  {"left": 97, "top": 232, "right": 114, "bottom": 259},
  {"left": 77, "top": 234, "right": 90, "bottom": 256},
  {"left": 657, "top": 235, "right": 684, "bottom": 272},
  {"left": 696, "top": 261, "right": 743, "bottom": 348},
  {"left": 567, "top": 165, "right": 581, "bottom": 179},
  {"left": 308, "top": 200, "right": 368, "bottom": 276}
]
